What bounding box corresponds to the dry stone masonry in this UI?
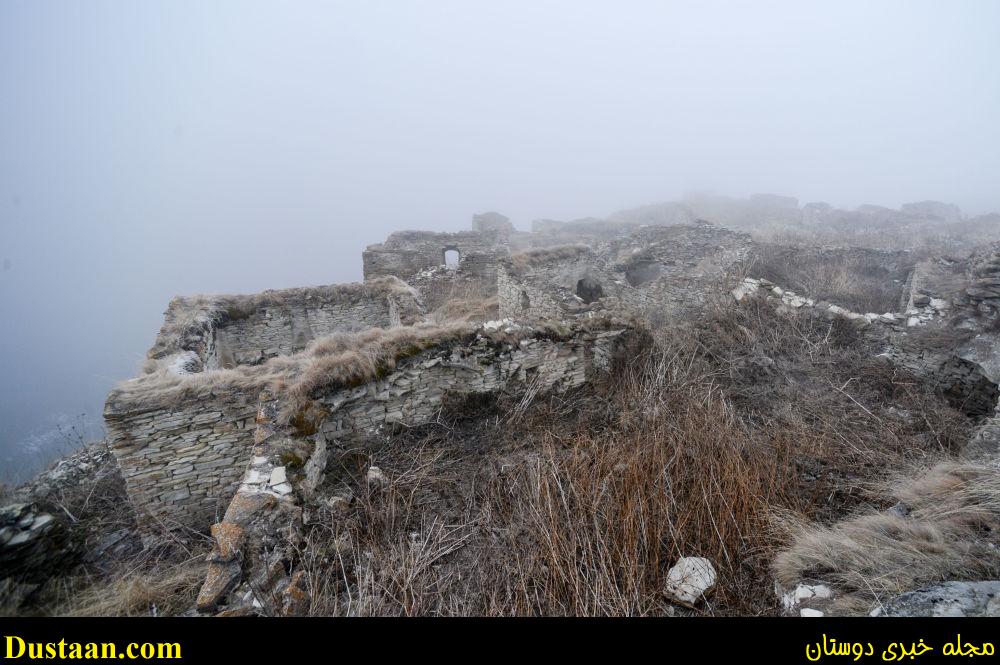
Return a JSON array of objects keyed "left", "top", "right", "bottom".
[
  {"left": 93, "top": 206, "right": 1000, "bottom": 617},
  {"left": 195, "top": 318, "right": 635, "bottom": 614},
  {"left": 499, "top": 222, "right": 753, "bottom": 323},
  {"left": 362, "top": 229, "right": 510, "bottom": 310},
  {"left": 146, "top": 277, "right": 423, "bottom": 373}
]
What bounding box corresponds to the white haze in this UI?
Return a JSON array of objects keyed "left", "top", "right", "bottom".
[{"left": 1, "top": 0, "right": 998, "bottom": 478}]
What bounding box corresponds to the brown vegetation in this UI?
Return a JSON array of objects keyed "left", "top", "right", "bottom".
[
  {"left": 287, "top": 293, "right": 972, "bottom": 616},
  {"left": 507, "top": 244, "right": 591, "bottom": 274},
  {"left": 753, "top": 244, "right": 912, "bottom": 313},
  {"left": 1, "top": 445, "right": 208, "bottom": 618},
  {"left": 773, "top": 462, "right": 1000, "bottom": 613}
]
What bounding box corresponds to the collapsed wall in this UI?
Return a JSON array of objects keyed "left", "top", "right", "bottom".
[
  {"left": 732, "top": 276, "right": 1000, "bottom": 419},
  {"left": 147, "top": 277, "right": 423, "bottom": 371},
  {"left": 108, "top": 312, "right": 633, "bottom": 545},
  {"left": 194, "top": 316, "right": 635, "bottom": 613},
  {"left": 498, "top": 222, "right": 754, "bottom": 322},
  {"left": 362, "top": 230, "right": 510, "bottom": 310},
  {"left": 105, "top": 276, "right": 424, "bottom": 541}
]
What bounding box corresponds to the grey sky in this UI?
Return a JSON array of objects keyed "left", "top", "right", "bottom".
[{"left": 1, "top": 0, "right": 998, "bottom": 473}]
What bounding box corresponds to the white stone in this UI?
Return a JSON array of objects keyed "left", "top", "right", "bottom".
[
  {"left": 782, "top": 583, "right": 834, "bottom": 611},
  {"left": 366, "top": 466, "right": 387, "bottom": 488},
  {"left": 663, "top": 557, "right": 716, "bottom": 605},
  {"left": 930, "top": 298, "right": 949, "bottom": 311},
  {"left": 268, "top": 466, "right": 287, "bottom": 486},
  {"left": 483, "top": 318, "right": 515, "bottom": 332},
  {"left": 731, "top": 279, "right": 759, "bottom": 302},
  {"left": 271, "top": 482, "right": 293, "bottom": 496},
  {"left": 784, "top": 294, "right": 808, "bottom": 308},
  {"left": 907, "top": 316, "right": 921, "bottom": 327},
  {"left": 29, "top": 514, "right": 53, "bottom": 530},
  {"left": 800, "top": 608, "right": 824, "bottom": 617},
  {"left": 166, "top": 351, "right": 200, "bottom": 376}
]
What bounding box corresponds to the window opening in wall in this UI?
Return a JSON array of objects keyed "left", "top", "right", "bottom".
[{"left": 444, "top": 248, "right": 460, "bottom": 269}]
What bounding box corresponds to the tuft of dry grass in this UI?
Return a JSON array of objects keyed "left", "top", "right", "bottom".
[
  {"left": 54, "top": 551, "right": 208, "bottom": 617},
  {"left": 110, "top": 322, "right": 479, "bottom": 414},
  {"left": 772, "top": 462, "right": 1000, "bottom": 609},
  {"left": 507, "top": 245, "right": 592, "bottom": 275}
]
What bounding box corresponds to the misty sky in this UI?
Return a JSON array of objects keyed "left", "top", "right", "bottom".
[{"left": 1, "top": 0, "right": 999, "bottom": 474}]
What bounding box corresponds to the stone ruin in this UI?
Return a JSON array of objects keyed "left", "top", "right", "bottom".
[
  {"left": 498, "top": 221, "right": 753, "bottom": 322},
  {"left": 49, "top": 208, "right": 1000, "bottom": 616},
  {"left": 362, "top": 227, "right": 510, "bottom": 311}
]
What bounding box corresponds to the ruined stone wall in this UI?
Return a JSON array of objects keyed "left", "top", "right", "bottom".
[
  {"left": 407, "top": 261, "right": 499, "bottom": 313},
  {"left": 195, "top": 320, "right": 633, "bottom": 613},
  {"left": 315, "top": 324, "right": 625, "bottom": 446},
  {"left": 734, "top": 276, "right": 998, "bottom": 418},
  {"left": 213, "top": 297, "right": 397, "bottom": 367},
  {"left": 363, "top": 230, "right": 507, "bottom": 281},
  {"left": 498, "top": 224, "right": 753, "bottom": 322},
  {"left": 147, "top": 278, "right": 423, "bottom": 372},
  {"left": 497, "top": 249, "right": 612, "bottom": 320},
  {"left": 108, "top": 318, "right": 632, "bottom": 543},
  {"left": 104, "top": 389, "right": 259, "bottom": 541},
  {"left": 362, "top": 230, "right": 509, "bottom": 309}
]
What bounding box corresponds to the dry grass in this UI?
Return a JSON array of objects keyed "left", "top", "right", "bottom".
[
  {"left": 753, "top": 244, "right": 912, "bottom": 313},
  {"left": 507, "top": 245, "right": 591, "bottom": 274},
  {"left": 113, "top": 314, "right": 610, "bottom": 420},
  {"left": 427, "top": 295, "right": 499, "bottom": 324},
  {"left": 425, "top": 280, "right": 500, "bottom": 324},
  {"left": 53, "top": 551, "right": 208, "bottom": 617},
  {"left": 112, "top": 322, "right": 479, "bottom": 413},
  {"left": 468, "top": 354, "right": 802, "bottom": 616},
  {"left": 773, "top": 462, "right": 1000, "bottom": 611},
  {"left": 288, "top": 292, "right": 972, "bottom": 616}
]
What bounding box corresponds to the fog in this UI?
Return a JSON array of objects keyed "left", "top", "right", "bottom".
[{"left": 1, "top": 0, "right": 998, "bottom": 478}]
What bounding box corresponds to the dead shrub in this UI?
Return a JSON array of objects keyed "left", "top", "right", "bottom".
[{"left": 290, "top": 294, "right": 974, "bottom": 616}]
